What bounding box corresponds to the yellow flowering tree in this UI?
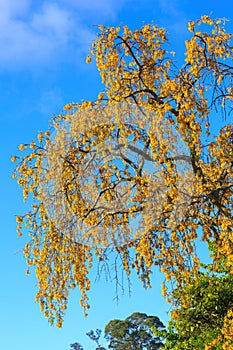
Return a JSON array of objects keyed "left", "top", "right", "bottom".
[{"left": 13, "top": 15, "right": 233, "bottom": 335}]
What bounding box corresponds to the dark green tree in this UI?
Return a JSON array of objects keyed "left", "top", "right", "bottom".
[
  {"left": 104, "top": 312, "right": 165, "bottom": 349},
  {"left": 71, "top": 312, "right": 165, "bottom": 349},
  {"left": 71, "top": 330, "right": 105, "bottom": 350},
  {"left": 86, "top": 329, "right": 105, "bottom": 350}
]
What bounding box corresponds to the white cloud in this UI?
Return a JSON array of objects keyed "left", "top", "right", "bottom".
[
  {"left": 0, "top": 1, "right": 76, "bottom": 68},
  {"left": 157, "top": 0, "right": 180, "bottom": 17},
  {"left": 0, "top": 0, "right": 126, "bottom": 70},
  {"left": 31, "top": 3, "right": 73, "bottom": 43},
  {"left": 157, "top": 0, "right": 188, "bottom": 36},
  {"left": 62, "top": 0, "right": 126, "bottom": 19},
  {"left": 0, "top": 0, "right": 30, "bottom": 18},
  {"left": 36, "top": 88, "right": 64, "bottom": 116}
]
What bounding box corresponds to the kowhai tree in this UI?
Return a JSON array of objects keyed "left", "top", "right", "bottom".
[{"left": 13, "top": 15, "right": 233, "bottom": 340}]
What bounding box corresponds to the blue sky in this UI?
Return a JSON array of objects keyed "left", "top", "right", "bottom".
[{"left": 1, "top": 1, "right": 233, "bottom": 349}]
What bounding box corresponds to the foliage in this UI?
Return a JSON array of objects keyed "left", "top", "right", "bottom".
[
  {"left": 153, "top": 254, "right": 233, "bottom": 349},
  {"left": 70, "top": 343, "right": 84, "bottom": 350},
  {"left": 12, "top": 15, "right": 233, "bottom": 329},
  {"left": 86, "top": 329, "right": 105, "bottom": 349},
  {"left": 72, "top": 312, "right": 164, "bottom": 349},
  {"left": 71, "top": 330, "right": 105, "bottom": 350},
  {"left": 104, "top": 312, "right": 164, "bottom": 349}
]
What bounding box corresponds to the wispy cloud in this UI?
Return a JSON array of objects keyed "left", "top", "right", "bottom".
[
  {"left": 156, "top": 0, "right": 188, "bottom": 36},
  {"left": 62, "top": 0, "right": 126, "bottom": 20},
  {"left": 157, "top": 0, "right": 181, "bottom": 17},
  {"left": 36, "top": 87, "right": 64, "bottom": 117},
  {"left": 0, "top": 0, "right": 125, "bottom": 70}
]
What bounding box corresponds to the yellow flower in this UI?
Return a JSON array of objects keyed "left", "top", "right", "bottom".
[
  {"left": 98, "top": 92, "right": 105, "bottom": 100},
  {"left": 188, "top": 21, "right": 195, "bottom": 32},
  {"left": 11, "top": 155, "right": 17, "bottom": 162},
  {"left": 86, "top": 55, "right": 92, "bottom": 63},
  {"left": 16, "top": 215, "right": 23, "bottom": 223},
  {"left": 37, "top": 132, "right": 44, "bottom": 140},
  {"left": 63, "top": 103, "right": 73, "bottom": 110},
  {"left": 18, "top": 144, "right": 26, "bottom": 151}
]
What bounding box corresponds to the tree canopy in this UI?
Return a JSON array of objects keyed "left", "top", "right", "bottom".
[
  {"left": 104, "top": 312, "right": 164, "bottom": 349},
  {"left": 71, "top": 312, "right": 165, "bottom": 350},
  {"left": 13, "top": 15, "right": 233, "bottom": 335}
]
